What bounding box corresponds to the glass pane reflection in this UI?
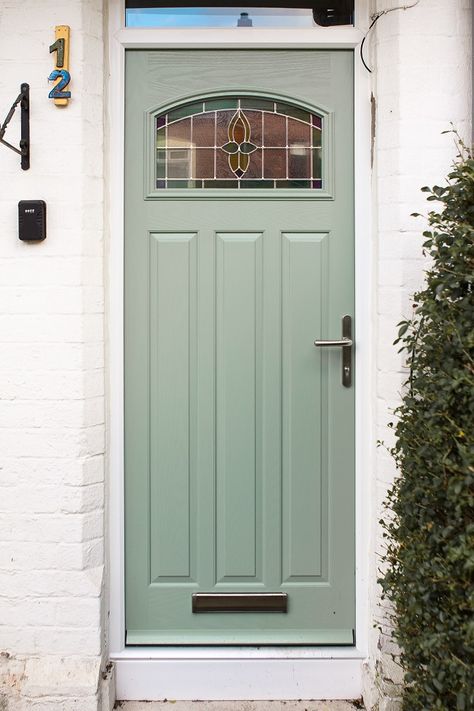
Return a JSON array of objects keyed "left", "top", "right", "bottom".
[
  {"left": 126, "top": 7, "right": 315, "bottom": 28},
  {"left": 155, "top": 95, "right": 323, "bottom": 190}
]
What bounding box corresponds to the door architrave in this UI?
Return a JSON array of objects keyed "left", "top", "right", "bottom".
[{"left": 107, "top": 0, "right": 373, "bottom": 699}]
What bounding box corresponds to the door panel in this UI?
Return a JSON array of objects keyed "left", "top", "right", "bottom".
[
  {"left": 216, "top": 232, "right": 263, "bottom": 583},
  {"left": 282, "top": 232, "right": 328, "bottom": 583},
  {"left": 149, "top": 232, "right": 197, "bottom": 583},
  {"left": 125, "top": 50, "right": 355, "bottom": 645}
]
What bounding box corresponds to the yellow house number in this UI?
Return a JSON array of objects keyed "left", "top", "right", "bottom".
[{"left": 48, "top": 26, "right": 71, "bottom": 106}]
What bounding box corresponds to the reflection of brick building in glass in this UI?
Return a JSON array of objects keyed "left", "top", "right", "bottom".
[{"left": 156, "top": 97, "right": 322, "bottom": 189}]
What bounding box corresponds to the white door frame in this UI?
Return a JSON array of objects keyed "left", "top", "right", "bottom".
[{"left": 107, "top": 0, "right": 374, "bottom": 700}]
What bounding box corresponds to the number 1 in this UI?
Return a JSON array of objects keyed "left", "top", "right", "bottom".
[{"left": 49, "top": 38, "right": 65, "bottom": 67}]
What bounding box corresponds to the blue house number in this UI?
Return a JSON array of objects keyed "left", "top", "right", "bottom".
[{"left": 48, "top": 69, "right": 71, "bottom": 99}]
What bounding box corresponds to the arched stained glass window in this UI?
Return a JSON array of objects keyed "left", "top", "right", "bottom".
[{"left": 156, "top": 96, "right": 323, "bottom": 189}]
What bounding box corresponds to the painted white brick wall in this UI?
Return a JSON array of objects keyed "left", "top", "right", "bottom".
[
  {"left": 364, "top": 1, "right": 472, "bottom": 708},
  {"left": 0, "top": 0, "right": 108, "bottom": 709}
]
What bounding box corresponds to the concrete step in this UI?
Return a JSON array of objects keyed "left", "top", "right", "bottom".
[{"left": 115, "top": 702, "right": 363, "bottom": 711}]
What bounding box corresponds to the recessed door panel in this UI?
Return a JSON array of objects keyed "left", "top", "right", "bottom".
[
  {"left": 149, "top": 232, "right": 197, "bottom": 583},
  {"left": 216, "top": 233, "right": 263, "bottom": 583},
  {"left": 282, "top": 232, "right": 328, "bottom": 583}
]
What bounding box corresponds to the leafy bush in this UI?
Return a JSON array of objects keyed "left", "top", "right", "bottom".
[{"left": 380, "top": 138, "right": 474, "bottom": 710}]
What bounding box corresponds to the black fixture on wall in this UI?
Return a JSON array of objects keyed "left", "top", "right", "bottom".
[
  {"left": 125, "top": 1, "right": 354, "bottom": 27},
  {"left": 312, "top": 0, "right": 353, "bottom": 26},
  {"left": 0, "top": 83, "right": 30, "bottom": 170}
]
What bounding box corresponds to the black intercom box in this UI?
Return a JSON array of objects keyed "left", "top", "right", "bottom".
[{"left": 18, "top": 200, "right": 47, "bottom": 242}]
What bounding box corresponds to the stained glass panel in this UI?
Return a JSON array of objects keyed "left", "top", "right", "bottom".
[
  {"left": 204, "top": 98, "right": 238, "bottom": 111},
  {"left": 155, "top": 96, "right": 323, "bottom": 189},
  {"left": 195, "top": 149, "right": 215, "bottom": 179},
  {"left": 263, "top": 149, "right": 286, "bottom": 179},
  {"left": 167, "top": 117, "right": 191, "bottom": 148},
  {"left": 288, "top": 119, "right": 310, "bottom": 145}
]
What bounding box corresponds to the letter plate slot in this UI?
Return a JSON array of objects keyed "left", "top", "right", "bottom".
[{"left": 192, "top": 592, "right": 288, "bottom": 613}]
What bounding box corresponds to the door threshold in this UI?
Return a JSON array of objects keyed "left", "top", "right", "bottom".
[
  {"left": 113, "top": 652, "right": 363, "bottom": 701},
  {"left": 126, "top": 630, "right": 355, "bottom": 646},
  {"left": 113, "top": 645, "right": 366, "bottom": 659}
]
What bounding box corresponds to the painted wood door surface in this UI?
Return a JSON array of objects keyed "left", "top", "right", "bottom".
[{"left": 125, "top": 50, "right": 355, "bottom": 645}]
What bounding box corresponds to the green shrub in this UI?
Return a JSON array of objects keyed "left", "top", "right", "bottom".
[{"left": 380, "top": 138, "right": 474, "bottom": 710}]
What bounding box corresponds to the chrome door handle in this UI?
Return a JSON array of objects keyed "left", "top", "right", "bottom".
[
  {"left": 314, "top": 315, "right": 353, "bottom": 387},
  {"left": 313, "top": 339, "right": 352, "bottom": 347}
]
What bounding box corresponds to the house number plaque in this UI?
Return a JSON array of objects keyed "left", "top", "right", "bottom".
[{"left": 48, "top": 26, "right": 71, "bottom": 106}]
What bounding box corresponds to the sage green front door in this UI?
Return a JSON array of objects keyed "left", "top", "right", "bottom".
[{"left": 125, "top": 49, "right": 355, "bottom": 645}]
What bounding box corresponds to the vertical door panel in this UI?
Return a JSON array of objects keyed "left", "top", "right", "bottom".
[
  {"left": 216, "top": 233, "right": 263, "bottom": 583},
  {"left": 149, "top": 233, "right": 197, "bottom": 583},
  {"left": 281, "top": 233, "right": 328, "bottom": 583}
]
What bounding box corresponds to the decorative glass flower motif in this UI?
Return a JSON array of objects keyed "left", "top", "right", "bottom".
[{"left": 221, "top": 110, "right": 257, "bottom": 178}]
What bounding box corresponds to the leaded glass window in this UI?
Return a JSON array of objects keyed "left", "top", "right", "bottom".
[{"left": 155, "top": 97, "right": 323, "bottom": 189}]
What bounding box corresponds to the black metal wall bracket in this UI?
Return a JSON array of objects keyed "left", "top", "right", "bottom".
[{"left": 0, "top": 83, "right": 30, "bottom": 170}]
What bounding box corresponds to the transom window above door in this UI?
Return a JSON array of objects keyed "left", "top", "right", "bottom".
[
  {"left": 126, "top": 7, "right": 316, "bottom": 28},
  {"left": 155, "top": 96, "right": 323, "bottom": 189},
  {"left": 125, "top": 2, "right": 355, "bottom": 28}
]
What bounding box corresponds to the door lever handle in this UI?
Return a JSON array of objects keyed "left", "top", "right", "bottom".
[
  {"left": 313, "top": 338, "right": 352, "bottom": 347},
  {"left": 313, "top": 315, "right": 353, "bottom": 387}
]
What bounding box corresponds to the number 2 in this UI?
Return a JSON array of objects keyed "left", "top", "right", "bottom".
[{"left": 48, "top": 69, "right": 71, "bottom": 99}]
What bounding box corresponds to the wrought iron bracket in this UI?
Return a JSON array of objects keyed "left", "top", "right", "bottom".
[{"left": 0, "top": 83, "right": 30, "bottom": 170}]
